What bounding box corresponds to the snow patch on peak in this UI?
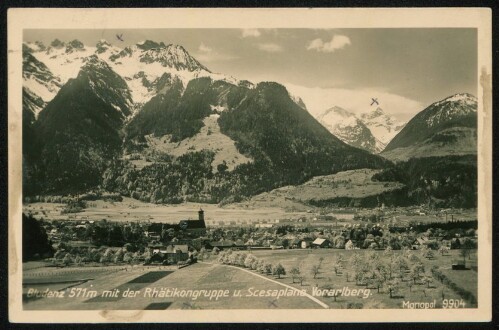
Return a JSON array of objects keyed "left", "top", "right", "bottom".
[
  {"left": 319, "top": 107, "right": 359, "bottom": 129},
  {"left": 360, "top": 107, "right": 406, "bottom": 146},
  {"left": 425, "top": 93, "right": 477, "bottom": 128},
  {"left": 317, "top": 106, "right": 380, "bottom": 153},
  {"left": 324, "top": 106, "right": 353, "bottom": 118},
  {"left": 435, "top": 93, "right": 477, "bottom": 107}
]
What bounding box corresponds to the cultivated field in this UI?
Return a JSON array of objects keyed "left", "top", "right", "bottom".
[
  {"left": 211, "top": 248, "right": 478, "bottom": 309},
  {"left": 22, "top": 247, "right": 478, "bottom": 310},
  {"left": 22, "top": 198, "right": 311, "bottom": 226},
  {"left": 22, "top": 263, "right": 320, "bottom": 310}
]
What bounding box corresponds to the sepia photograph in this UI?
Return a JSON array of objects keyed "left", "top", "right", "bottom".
[{"left": 8, "top": 8, "right": 492, "bottom": 323}]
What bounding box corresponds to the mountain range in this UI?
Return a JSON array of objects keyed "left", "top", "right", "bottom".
[
  {"left": 22, "top": 38, "right": 477, "bottom": 207},
  {"left": 22, "top": 39, "right": 387, "bottom": 201},
  {"left": 316, "top": 106, "right": 405, "bottom": 153}
]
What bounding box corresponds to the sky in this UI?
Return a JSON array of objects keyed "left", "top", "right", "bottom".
[{"left": 25, "top": 28, "right": 477, "bottom": 121}]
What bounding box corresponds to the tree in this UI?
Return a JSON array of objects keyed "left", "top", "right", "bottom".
[
  {"left": 424, "top": 250, "right": 435, "bottom": 260},
  {"left": 387, "top": 278, "right": 400, "bottom": 298},
  {"left": 354, "top": 271, "right": 366, "bottom": 286},
  {"left": 54, "top": 250, "right": 66, "bottom": 260},
  {"left": 62, "top": 253, "right": 73, "bottom": 266},
  {"left": 244, "top": 254, "right": 256, "bottom": 268},
  {"left": 259, "top": 262, "right": 273, "bottom": 275},
  {"left": 290, "top": 267, "right": 301, "bottom": 283},
  {"left": 310, "top": 265, "right": 320, "bottom": 279},
  {"left": 272, "top": 263, "right": 286, "bottom": 279},
  {"left": 409, "top": 263, "right": 424, "bottom": 284},
  {"left": 459, "top": 248, "right": 471, "bottom": 267},
  {"left": 131, "top": 251, "right": 141, "bottom": 264},
  {"left": 421, "top": 274, "right": 433, "bottom": 288},
  {"left": 333, "top": 257, "right": 343, "bottom": 275},
  {"left": 142, "top": 249, "right": 152, "bottom": 264},
  {"left": 393, "top": 256, "right": 408, "bottom": 277},
  {"left": 350, "top": 252, "right": 363, "bottom": 272},
  {"left": 217, "top": 161, "right": 228, "bottom": 174},
  {"left": 114, "top": 249, "right": 125, "bottom": 263},
  {"left": 74, "top": 255, "right": 82, "bottom": 266},
  {"left": 123, "top": 252, "right": 133, "bottom": 264},
  {"left": 22, "top": 213, "right": 54, "bottom": 261},
  {"left": 255, "top": 259, "right": 265, "bottom": 272},
  {"left": 438, "top": 246, "right": 449, "bottom": 256},
  {"left": 373, "top": 264, "right": 388, "bottom": 292},
  {"left": 237, "top": 253, "right": 248, "bottom": 267}
]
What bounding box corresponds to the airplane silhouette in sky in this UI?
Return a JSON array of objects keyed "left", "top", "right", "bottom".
[
  {"left": 370, "top": 98, "right": 379, "bottom": 106},
  {"left": 116, "top": 34, "right": 124, "bottom": 42}
]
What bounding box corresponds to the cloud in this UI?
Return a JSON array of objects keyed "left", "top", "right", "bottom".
[
  {"left": 307, "top": 35, "right": 351, "bottom": 53},
  {"left": 285, "top": 83, "right": 423, "bottom": 122},
  {"left": 241, "top": 28, "right": 261, "bottom": 38},
  {"left": 198, "top": 43, "right": 212, "bottom": 53},
  {"left": 195, "top": 43, "right": 237, "bottom": 62},
  {"left": 257, "top": 43, "right": 283, "bottom": 53}
]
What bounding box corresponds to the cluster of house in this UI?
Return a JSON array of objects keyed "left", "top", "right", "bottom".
[
  {"left": 189, "top": 237, "right": 355, "bottom": 250},
  {"left": 146, "top": 209, "right": 207, "bottom": 264},
  {"left": 40, "top": 207, "right": 477, "bottom": 266},
  {"left": 148, "top": 244, "right": 193, "bottom": 265}
]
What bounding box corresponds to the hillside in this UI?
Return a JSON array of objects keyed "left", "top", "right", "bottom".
[
  {"left": 103, "top": 78, "right": 389, "bottom": 204},
  {"left": 31, "top": 56, "right": 133, "bottom": 193},
  {"left": 382, "top": 93, "right": 477, "bottom": 160},
  {"left": 229, "top": 169, "right": 406, "bottom": 210},
  {"left": 372, "top": 155, "right": 477, "bottom": 208}
]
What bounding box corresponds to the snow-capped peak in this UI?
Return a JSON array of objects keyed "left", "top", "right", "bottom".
[
  {"left": 424, "top": 93, "right": 477, "bottom": 128},
  {"left": 96, "top": 39, "right": 111, "bottom": 48},
  {"left": 434, "top": 93, "right": 477, "bottom": 107},
  {"left": 140, "top": 43, "right": 211, "bottom": 72},
  {"left": 23, "top": 38, "right": 241, "bottom": 111},
  {"left": 319, "top": 107, "right": 358, "bottom": 128},
  {"left": 81, "top": 54, "right": 113, "bottom": 71},
  {"left": 317, "top": 106, "right": 381, "bottom": 153},
  {"left": 361, "top": 107, "right": 386, "bottom": 120},
  {"left": 360, "top": 107, "right": 406, "bottom": 146},
  {"left": 65, "top": 39, "right": 85, "bottom": 53}
]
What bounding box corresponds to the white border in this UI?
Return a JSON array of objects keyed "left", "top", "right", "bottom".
[{"left": 8, "top": 7, "right": 492, "bottom": 323}]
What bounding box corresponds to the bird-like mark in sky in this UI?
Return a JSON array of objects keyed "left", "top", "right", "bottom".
[
  {"left": 116, "top": 34, "right": 124, "bottom": 42},
  {"left": 370, "top": 98, "right": 379, "bottom": 106}
]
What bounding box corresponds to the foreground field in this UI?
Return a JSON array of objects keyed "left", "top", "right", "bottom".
[
  {"left": 245, "top": 249, "right": 477, "bottom": 308},
  {"left": 22, "top": 246, "right": 477, "bottom": 310},
  {"left": 23, "top": 263, "right": 321, "bottom": 310}
]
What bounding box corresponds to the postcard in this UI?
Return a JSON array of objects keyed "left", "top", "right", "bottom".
[{"left": 8, "top": 7, "right": 492, "bottom": 323}]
